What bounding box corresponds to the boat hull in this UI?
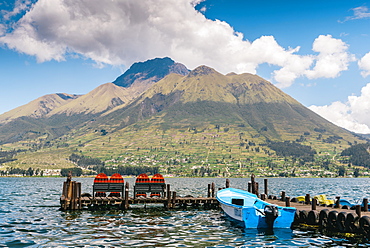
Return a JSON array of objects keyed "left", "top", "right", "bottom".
[{"left": 217, "top": 188, "right": 296, "bottom": 229}]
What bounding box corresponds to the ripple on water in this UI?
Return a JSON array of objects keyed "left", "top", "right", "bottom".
[{"left": 2, "top": 177, "right": 370, "bottom": 247}]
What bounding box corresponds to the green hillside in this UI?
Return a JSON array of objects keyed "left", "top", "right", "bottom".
[{"left": 0, "top": 64, "right": 368, "bottom": 177}]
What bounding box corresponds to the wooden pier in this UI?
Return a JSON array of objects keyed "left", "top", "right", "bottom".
[
  {"left": 60, "top": 179, "right": 218, "bottom": 211},
  {"left": 60, "top": 175, "right": 370, "bottom": 238},
  {"left": 247, "top": 175, "right": 370, "bottom": 238}
]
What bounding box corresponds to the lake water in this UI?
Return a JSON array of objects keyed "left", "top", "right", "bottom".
[{"left": 1, "top": 177, "right": 370, "bottom": 247}]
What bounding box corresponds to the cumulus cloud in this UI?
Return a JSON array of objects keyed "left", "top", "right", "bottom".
[
  {"left": 0, "top": 0, "right": 355, "bottom": 88},
  {"left": 304, "top": 35, "right": 355, "bottom": 79},
  {"left": 359, "top": 52, "right": 370, "bottom": 77},
  {"left": 309, "top": 83, "right": 370, "bottom": 134}
]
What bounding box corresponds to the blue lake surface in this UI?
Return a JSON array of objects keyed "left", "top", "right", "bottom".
[{"left": 1, "top": 177, "right": 370, "bottom": 247}]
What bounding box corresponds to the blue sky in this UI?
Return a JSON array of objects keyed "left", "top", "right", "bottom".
[{"left": 1, "top": 0, "right": 370, "bottom": 133}]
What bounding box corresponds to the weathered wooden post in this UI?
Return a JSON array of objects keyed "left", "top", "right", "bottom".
[
  {"left": 211, "top": 182, "right": 215, "bottom": 198},
  {"left": 124, "top": 182, "right": 129, "bottom": 210},
  {"left": 255, "top": 182, "right": 259, "bottom": 197},
  {"left": 251, "top": 174, "right": 256, "bottom": 194},
  {"left": 207, "top": 184, "right": 211, "bottom": 198},
  {"left": 356, "top": 205, "right": 362, "bottom": 217},
  {"left": 62, "top": 181, "right": 67, "bottom": 198},
  {"left": 334, "top": 196, "right": 341, "bottom": 208},
  {"left": 166, "top": 184, "right": 171, "bottom": 209},
  {"left": 312, "top": 198, "right": 317, "bottom": 210},
  {"left": 363, "top": 198, "right": 368, "bottom": 212},
  {"left": 226, "top": 179, "right": 230, "bottom": 188},
  {"left": 172, "top": 192, "right": 177, "bottom": 208},
  {"left": 305, "top": 194, "right": 310, "bottom": 205},
  {"left": 77, "top": 182, "right": 82, "bottom": 210},
  {"left": 74, "top": 181, "right": 79, "bottom": 210},
  {"left": 61, "top": 181, "right": 68, "bottom": 211},
  {"left": 281, "top": 191, "right": 286, "bottom": 202},
  {"left": 285, "top": 197, "right": 290, "bottom": 207},
  {"left": 264, "top": 179, "right": 268, "bottom": 196},
  {"left": 70, "top": 181, "right": 76, "bottom": 210},
  {"left": 248, "top": 182, "right": 251, "bottom": 192}
]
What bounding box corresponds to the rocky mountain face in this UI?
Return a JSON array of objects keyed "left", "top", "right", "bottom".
[{"left": 112, "top": 57, "right": 189, "bottom": 88}]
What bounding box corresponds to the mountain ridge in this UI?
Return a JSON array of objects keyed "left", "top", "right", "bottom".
[
  {"left": 0, "top": 58, "right": 367, "bottom": 177},
  {"left": 0, "top": 93, "right": 80, "bottom": 124}
]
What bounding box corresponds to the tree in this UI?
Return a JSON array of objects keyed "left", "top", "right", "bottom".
[
  {"left": 26, "top": 167, "right": 34, "bottom": 176},
  {"left": 61, "top": 168, "right": 82, "bottom": 177},
  {"left": 354, "top": 168, "right": 360, "bottom": 178},
  {"left": 338, "top": 166, "right": 346, "bottom": 177}
]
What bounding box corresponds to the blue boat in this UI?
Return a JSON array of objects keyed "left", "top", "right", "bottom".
[
  {"left": 339, "top": 198, "right": 370, "bottom": 209},
  {"left": 216, "top": 188, "right": 296, "bottom": 229}
]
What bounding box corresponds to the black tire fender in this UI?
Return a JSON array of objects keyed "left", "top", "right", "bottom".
[
  {"left": 299, "top": 210, "right": 308, "bottom": 224},
  {"left": 359, "top": 216, "right": 370, "bottom": 237},
  {"left": 319, "top": 209, "right": 329, "bottom": 228},
  {"left": 327, "top": 210, "right": 338, "bottom": 231},
  {"left": 345, "top": 212, "right": 359, "bottom": 233},
  {"left": 337, "top": 212, "right": 347, "bottom": 232},
  {"left": 307, "top": 210, "right": 319, "bottom": 225}
]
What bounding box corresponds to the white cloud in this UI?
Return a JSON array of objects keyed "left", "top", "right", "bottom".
[
  {"left": 342, "top": 6, "right": 370, "bottom": 22},
  {"left": 1, "top": 0, "right": 33, "bottom": 20},
  {"left": 0, "top": 24, "right": 5, "bottom": 36},
  {"left": 309, "top": 83, "right": 370, "bottom": 134},
  {"left": 304, "top": 35, "right": 355, "bottom": 79},
  {"left": 0, "top": 0, "right": 355, "bottom": 88},
  {"left": 359, "top": 52, "right": 370, "bottom": 77}
]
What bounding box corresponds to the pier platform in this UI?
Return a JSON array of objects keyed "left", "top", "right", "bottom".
[{"left": 60, "top": 175, "right": 370, "bottom": 239}]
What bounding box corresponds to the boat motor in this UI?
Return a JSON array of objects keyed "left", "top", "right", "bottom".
[{"left": 264, "top": 205, "right": 278, "bottom": 228}]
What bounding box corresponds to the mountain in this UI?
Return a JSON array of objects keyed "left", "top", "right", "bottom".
[
  {"left": 0, "top": 60, "right": 367, "bottom": 177},
  {"left": 0, "top": 58, "right": 189, "bottom": 144},
  {"left": 101, "top": 65, "right": 356, "bottom": 143},
  {"left": 63, "top": 65, "right": 363, "bottom": 177},
  {"left": 112, "top": 57, "right": 189, "bottom": 88},
  {"left": 47, "top": 83, "right": 133, "bottom": 116},
  {"left": 0, "top": 93, "right": 79, "bottom": 124}
]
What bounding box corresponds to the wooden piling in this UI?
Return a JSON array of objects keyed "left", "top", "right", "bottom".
[
  {"left": 211, "top": 182, "right": 215, "bottom": 198},
  {"left": 166, "top": 184, "right": 171, "bottom": 209},
  {"left": 74, "top": 181, "right": 78, "bottom": 210},
  {"left": 124, "top": 182, "right": 129, "bottom": 209},
  {"left": 312, "top": 198, "right": 317, "bottom": 210},
  {"left": 207, "top": 184, "right": 211, "bottom": 198},
  {"left": 172, "top": 192, "right": 177, "bottom": 207},
  {"left": 305, "top": 194, "right": 310, "bottom": 205},
  {"left": 281, "top": 191, "right": 286, "bottom": 201},
  {"left": 77, "top": 182, "right": 82, "bottom": 210},
  {"left": 251, "top": 174, "right": 256, "bottom": 194},
  {"left": 356, "top": 205, "right": 362, "bottom": 217},
  {"left": 364, "top": 198, "right": 368, "bottom": 212},
  {"left": 248, "top": 182, "right": 251, "bottom": 193},
  {"left": 62, "top": 182, "right": 67, "bottom": 197},
  {"left": 264, "top": 179, "right": 268, "bottom": 196},
  {"left": 285, "top": 197, "right": 290, "bottom": 207},
  {"left": 226, "top": 179, "right": 230, "bottom": 188},
  {"left": 67, "top": 180, "right": 73, "bottom": 199},
  {"left": 334, "top": 196, "right": 340, "bottom": 208}
]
